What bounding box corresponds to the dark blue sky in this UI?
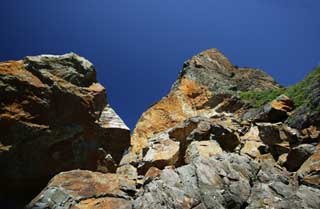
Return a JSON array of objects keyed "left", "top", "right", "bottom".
[{"left": 1, "top": 1, "right": 320, "bottom": 129}]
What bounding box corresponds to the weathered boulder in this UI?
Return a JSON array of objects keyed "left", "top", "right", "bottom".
[
  {"left": 0, "top": 54, "right": 130, "bottom": 205},
  {"left": 239, "top": 123, "right": 301, "bottom": 162},
  {"left": 140, "top": 134, "right": 180, "bottom": 174},
  {"left": 26, "top": 170, "right": 134, "bottom": 209},
  {"left": 256, "top": 123, "right": 298, "bottom": 158}
]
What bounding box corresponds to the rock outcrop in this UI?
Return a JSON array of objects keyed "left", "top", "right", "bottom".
[
  {"left": 0, "top": 54, "right": 130, "bottom": 206},
  {"left": 129, "top": 48, "right": 280, "bottom": 157},
  {"left": 1, "top": 49, "right": 320, "bottom": 209}
]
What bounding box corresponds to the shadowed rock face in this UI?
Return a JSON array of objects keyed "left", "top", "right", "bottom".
[{"left": 0, "top": 54, "right": 130, "bottom": 206}]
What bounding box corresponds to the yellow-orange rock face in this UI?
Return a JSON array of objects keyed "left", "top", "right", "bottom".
[
  {"left": 130, "top": 49, "right": 280, "bottom": 154},
  {"left": 131, "top": 78, "right": 211, "bottom": 152},
  {"left": 72, "top": 197, "right": 132, "bottom": 209}
]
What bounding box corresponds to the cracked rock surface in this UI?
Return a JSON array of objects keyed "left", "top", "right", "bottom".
[{"left": 1, "top": 49, "right": 319, "bottom": 209}]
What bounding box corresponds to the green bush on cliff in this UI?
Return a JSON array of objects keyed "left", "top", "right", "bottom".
[{"left": 240, "top": 66, "right": 320, "bottom": 109}]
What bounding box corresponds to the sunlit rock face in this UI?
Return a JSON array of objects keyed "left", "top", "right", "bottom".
[
  {"left": 130, "top": 48, "right": 280, "bottom": 155},
  {"left": 0, "top": 53, "right": 130, "bottom": 205}
]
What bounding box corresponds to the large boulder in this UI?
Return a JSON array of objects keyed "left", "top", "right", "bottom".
[
  {"left": 26, "top": 170, "right": 134, "bottom": 209},
  {"left": 0, "top": 54, "right": 130, "bottom": 205}
]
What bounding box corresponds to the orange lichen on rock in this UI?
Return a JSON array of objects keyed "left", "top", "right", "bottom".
[
  {"left": 72, "top": 197, "right": 132, "bottom": 209},
  {"left": 131, "top": 78, "right": 212, "bottom": 152},
  {"left": 131, "top": 92, "right": 189, "bottom": 152},
  {"left": 178, "top": 78, "right": 212, "bottom": 109},
  {"left": 27, "top": 170, "right": 133, "bottom": 209},
  {"left": 270, "top": 95, "right": 294, "bottom": 112},
  {"left": 0, "top": 61, "right": 46, "bottom": 88}
]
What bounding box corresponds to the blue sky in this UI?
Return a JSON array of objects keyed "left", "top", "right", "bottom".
[{"left": 1, "top": 0, "right": 320, "bottom": 129}]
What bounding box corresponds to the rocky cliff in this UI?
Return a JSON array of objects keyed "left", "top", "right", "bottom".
[
  {"left": 1, "top": 49, "right": 319, "bottom": 209},
  {"left": 0, "top": 54, "right": 130, "bottom": 207}
]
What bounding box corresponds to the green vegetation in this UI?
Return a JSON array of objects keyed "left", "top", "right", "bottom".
[
  {"left": 240, "top": 66, "right": 320, "bottom": 109},
  {"left": 240, "top": 88, "right": 285, "bottom": 108}
]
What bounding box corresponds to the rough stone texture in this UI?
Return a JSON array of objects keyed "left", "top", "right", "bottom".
[
  {"left": 243, "top": 94, "right": 294, "bottom": 123},
  {"left": 26, "top": 170, "right": 134, "bottom": 209},
  {"left": 140, "top": 134, "right": 180, "bottom": 173},
  {"left": 246, "top": 161, "right": 320, "bottom": 209},
  {"left": 240, "top": 140, "right": 265, "bottom": 159},
  {"left": 130, "top": 49, "right": 280, "bottom": 154},
  {"left": 0, "top": 54, "right": 130, "bottom": 205},
  {"left": 134, "top": 153, "right": 258, "bottom": 209},
  {"left": 3, "top": 50, "right": 320, "bottom": 209},
  {"left": 256, "top": 123, "right": 298, "bottom": 158},
  {"left": 184, "top": 140, "right": 223, "bottom": 163},
  {"left": 129, "top": 116, "right": 242, "bottom": 174},
  {"left": 134, "top": 153, "right": 320, "bottom": 209},
  {"left": 117, "top": 164, "right": 138, "bottom": 181}
]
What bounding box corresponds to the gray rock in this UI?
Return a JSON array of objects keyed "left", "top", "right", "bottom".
[
  {"left": 134, "top": 153, "right": 259, "bottom": 209},
  {"left": 24, "top": 53, "right": 96, "bottom": 87}
]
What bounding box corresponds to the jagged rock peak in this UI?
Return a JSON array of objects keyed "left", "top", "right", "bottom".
[
  {"left": 129, "top": 48, "right": 280, "bottom": 153},
  {"left": 172, "top": 48, "right": 280, "bottom": 93}
]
